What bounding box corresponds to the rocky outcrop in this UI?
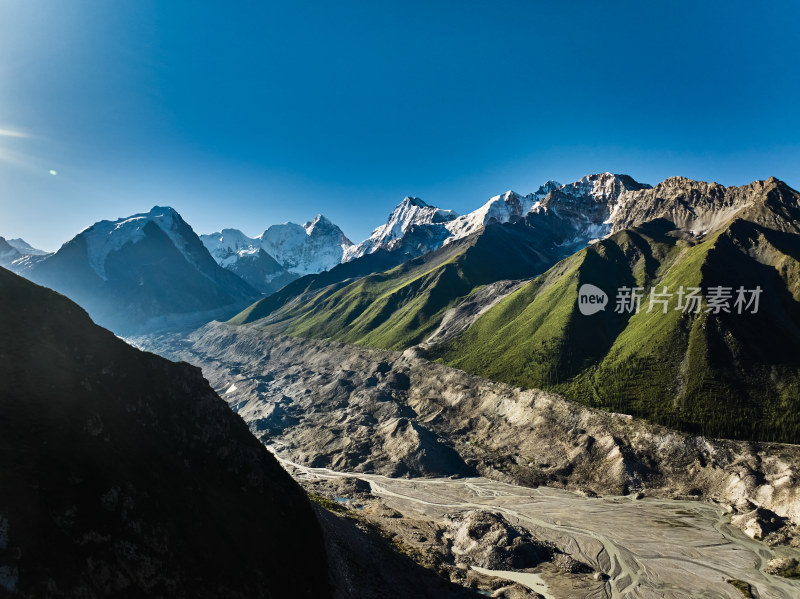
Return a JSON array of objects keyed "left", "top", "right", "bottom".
[
  {"left": 442, "top": 511, "right": 553, "bottom": 570},
  {"left": 417, "top": 279, "right": 530, "bottom": 349},
  {"left": 314, "top": 505, "right": 482, "bottom": 599},
  {"left": 605, "top": 176, "right": 795, "bottom": 236},
  {"left": 731, "top": 507, "right": 788, "bottom": 540}
]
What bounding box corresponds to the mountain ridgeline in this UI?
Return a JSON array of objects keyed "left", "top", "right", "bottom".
[
  {"left": 0, "top": 266, "right": 329, "bottom": 597},
  {"left": 199, "top": 215, "right": 354, "bottom": 293},
  {"left": 0, "top": 236, "right": 48, "bottom": 269},
  {"left": 231, "top": 175, "right": 800, "bottom": 443},
  {"left": 227, "top": 174, "right": 647, "bottom": 342},
  {"left": 230, "top": 218, "right": 574, "bottom": 348}
]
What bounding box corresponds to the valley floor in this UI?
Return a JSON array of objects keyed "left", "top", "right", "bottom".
[
  {"left": 130, "top": 323, "right": 800, "bottom": 599},
  {"left": 281, "top": 449, "right": 800, "bottom": 598}
]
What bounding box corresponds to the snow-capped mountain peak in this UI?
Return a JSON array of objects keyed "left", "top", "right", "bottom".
[
  {"left": 400, "top": 196, "right": 431, "bottom": 209},
  {"left": 303, "top": 214, "right": 328, "bottom": 233},
  {"left": 6, "top": 238, "right": 48, "bottom": 256},
  {"left": 443, "top": 187, "right": 548, "bottom": 244},
  {"left": 201, "top": 228, "right": 262, "bottom": 267},
  {"left": 558, "top": 172, "right": 649, "bottom": 203},
  {"left": 205, "top": 228, "right": 255, "bottom": 250},
  {"left": 0, "top": 237, "right": 21, "bottom": 263},
  {"left": 14, "top": 206, "right": 259, "bottom": 334},
  {"left": 0, "top": 236, "right": 51, "bottom": 269},
  {"left": 344, "top": 196, "right": 458, "bottom": 261},
  {"left": 525, "top": 173, "right": 652, "bottom": 251},
  {"left": 390, "top": 197, "right": 458, "bottom": 225},
  {"left": 198, "top": 227, "right": 298, "bottom": 293},
  {"left": 201, "top": 214, "right": 354, "bottom": 281},
  {"left": 536, "top": 180, "right": 562, "bottom": 196},
  {"left": 303, "top": 214, "right": 349, "bottom": 240},
  {"left": 78, "top": 206, "right": 204, "bottom": 280},
  {"left": 258, "top": 215, "right": 352, "bottom": 276},
  {"left": 542, "top": 173, "right": 651, "bottom": 225}
]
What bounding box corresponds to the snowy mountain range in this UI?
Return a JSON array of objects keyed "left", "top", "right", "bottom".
[
  {"left": 228, "top": 173, "right": 663, "bottom": 340},
  {"left": 201, "top": 174, "right": 652, "bottom": 284},
  {"left": 0, "top": 236, "right": 49, "bottom": 268},
  {"left": 333, "top": 174, "right": 654, "bottom": 268},
  {"left": 5, "top": 237, "right": 48, "bottom": 256},
  {"left": 0, "top": 237, "right": 21, "bottom": 266},
  {"left": 0, "top": 172, "right": 677, "bottom": 335},
  {"left": 332, "top": 173, "right": 649, "bottom": 267},
  {"left": 342, "top": 196, "right": 458, "bottom": 261},
  {"left": 200, "top": 215, "right": 353, "bottom": 292}
]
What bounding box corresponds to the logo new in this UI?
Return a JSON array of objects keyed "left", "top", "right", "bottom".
[{"left": 577, "top": 284, "right": 608, "bottom": 315}]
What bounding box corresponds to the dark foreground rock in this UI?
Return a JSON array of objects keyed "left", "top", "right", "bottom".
[{"left": 0, "top": 267, "right": 329, "bottom": 598}]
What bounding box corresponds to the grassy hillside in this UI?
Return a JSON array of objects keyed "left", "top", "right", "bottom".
[
  {"left": 430, "top": 218, "right": 800, "bottom": 442},
  {"left": 231, "top": 221, "right": 566, "bottom": 349},
  {"left": 230, "top": 245, "right": 417, "bottom": 326}
]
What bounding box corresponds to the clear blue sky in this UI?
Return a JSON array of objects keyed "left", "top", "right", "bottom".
[{"left": 1, "top": 0, "right": 799, "bottom": 251}]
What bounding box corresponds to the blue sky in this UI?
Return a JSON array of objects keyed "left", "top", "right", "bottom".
[{"left": 1, "top": 1, "right": 799, "bottom": 251}]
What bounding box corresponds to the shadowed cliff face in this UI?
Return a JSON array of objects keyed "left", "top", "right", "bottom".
[{"left": 0, "top": 267, "right": 329, "bottom": 598}]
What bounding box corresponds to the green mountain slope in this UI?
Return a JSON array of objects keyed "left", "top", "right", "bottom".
[
  {"left": 430, "top": 196, "right": 800, "bottom": 442},
  {"left": 231, "top": 221, "right": 568, "bottom": 349}
]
